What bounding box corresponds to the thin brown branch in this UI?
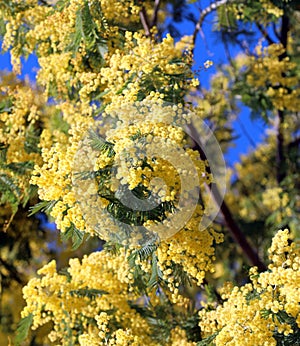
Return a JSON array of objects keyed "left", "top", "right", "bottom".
[
  {"left": 276, "top": 110, "right": 286, "bottom": 184},
  {"left": 276, "top": 14, "right": 290, "bottom": 185},
  {"left": 39, "top": 0, "right": 49, "bottom": 5},
  {"left": 212, "top": 185, "right": 267, "bottom": 272},
  {"left": 256, "top": 22, "right": 275, "bottom": 45},
  {"left": 139, "top": 7, "right": 151, "bottom": 37},
  {"left": 188, "top": 124, "right": 267, "bottom": 272},
  {"left": 192, "top": 0, "right": 232, "bottom": 47},
  {"left": 151, "top": 0, "right": 161, "bottom": 27}
]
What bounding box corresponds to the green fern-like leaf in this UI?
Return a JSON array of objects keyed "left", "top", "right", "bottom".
[
  {"left": 0, "top": 98, "right": 13, "bottom": 113},
  {"left": 60, "top": 223, "right": 85, "bottom": 250},
  {"left": 15, "top": 313, "right": 33, "bottom": 346},
  {"left": 148, "top": 252, "right": 164, "bottom": 289},
  {"left": 171, "top": 262, "right": 192, "bottom": 287},
  {"left": 104, "top": 241, "right": 122, "bottom": 255},
  {"left": 245, "top": 289, "right": 261, "bottom": 304},
  {"left": 273, "top": 311, "right": 300, "bottom": 345},
  {"left": 197, "top": 331, "right": 219, "bottom": 346},
  {"left": 22, "top": 184, "right": 38, "bottom": 207},
  {"left": 128, "top": 241, "right": 158, "bottom": 268},
  {"left": 4, "top": 161, "right": 34, "bottom": 174},
  {"left": 66, "top": 0, "right": 107, "bottom": 63},
  {"left": 0, "top": 173, "right": 21, "bottom": 212},
  {"left": 28, "top": 199, "right": 57, "bottom": 216},
  {"left": 88, "top": 129, "right": 115, "bottom": 157},
  {"left": 0, "top": 173, "right": 21, "bottom": 198}
]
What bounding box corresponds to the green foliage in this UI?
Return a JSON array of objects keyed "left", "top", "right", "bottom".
[
  {"left": 60, "top": 223, "right": 85, "bottom": 250},
  {"left": 0, "top": 98, "right": 13, "bottom": 113},
  {"left": 127, "top": 242, "right": 161, "bottom": 293},
  {"left": 197, "top": 331, "right": 219, "bottom": 346},
  {"left": 273, "top": 311, "right": 300, "bottom": 345},
  {"left": 88, "top": 129, "right": 115, "bottom": 156},
  {"left": 260, "top": 310, "right": 300, "bottom": 345},
  {"left": 24, "top": 126, "right": 41, "bottom": 154},
  {"left": 233, "top": 78, "right": 274, "bottom": 120},
  {"left": 66, "top": 0, "right": 108, "bottom": 68},
  {"left": 28, "top": 199, "right": 57, "bottom": 216},
  {"left": 128, "top": 241, "right": 158, "bottom": 263},
  {"left": 245, "top": 288, "right": 261, "bottom": 304},
  {"left": 1, "top": 0, "right": 300, "bottom": 344},
  {"left": 0, "top": 173, "right": 21, "bottom": 212},
  {"left": 217, "top": 5, "right": 237, "bottom": 31},
  {"left": 148, "top": 252, "right": 164, "bottom": 289},
  {"left": 15, "top": 313, "right": 33, "bottom": 346}
]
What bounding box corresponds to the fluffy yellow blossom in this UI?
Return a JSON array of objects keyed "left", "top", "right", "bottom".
[
  {"left": 21, "top": 246, "right": 210, "bottom": 345},
  {"left": 199, "top": 229, "right": 300, "bottom": 346},
  {"left": 21, "top": 249, "right": 156, "bottom": 345},
  {"left": 100, "top": 32, "right": 195, "bottom": 110},
  {"left": 262, "top": 187, "right": 289, "bottom": 217},
  {"left": 247, "top": 43, "right": 300, "bottom": 112}
]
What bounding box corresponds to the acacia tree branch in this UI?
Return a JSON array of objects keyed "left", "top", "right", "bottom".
[
  {"left": 192, "top": 0, "right": 233, "bottom": 47},
  {"left": 151, "top": 0, "right": 161, "bottom": 27},
  {"left": 256, "top": 22, "right": 275, "bottom": 45},
  {"left": 139, "top": 0, "right": 161, "bottom": 37},
  {"left": 139, "top": 6, "right": 151, "bottom": 37},
  {"left": 188, "top": 124, "right": 267, "bottom": 272},
  {"left": 39, "top": 0, "right": 49, "bottom": 6},
  {"left": 212, "top": 185, "right": 267, "bottom": 272},
  {"left": 276, "top": 14, "right": 289, "bottom": 185}
]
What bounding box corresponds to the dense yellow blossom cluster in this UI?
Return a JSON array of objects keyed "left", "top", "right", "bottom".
[
  {"left": 99, "top": 32, "right": 197, "bottom": 110},
  {"left": 247, "top": 43, "right": 300, "bottom": 112},
  {"left": 30, "top": 102, "right": 94, "bottom": 234},
  {"left": 0, "top": 74, "right": 45, "bottom": 164},
  {"left": 262, "top": 187, "right": 292, "bottom": 222},
  {"left": 1, "top": 0, "right": 299, "bottom": 345},
  {"left": 21, "top": 250, "right": 153, "bottom": 345},
  {"left": 258, "top": 0, "right": 284, "bottom": 18},
  {"left": 199, "top": 229, "right": 300, "bottom": 345},
  {"left": 158, "top": 224, "right": 223, "bottom": 290},
  {"left": 1, "top": 0, "right": 140, "bottom": 96},
  {"left": 21, "top": 247, "right": 202, "bottom": 345},
  {"left": 1, "top": 0, "right": 196, "bottom": 107},
  {"left": 0, "top": 73, "right": 50, "bottom": 219}
]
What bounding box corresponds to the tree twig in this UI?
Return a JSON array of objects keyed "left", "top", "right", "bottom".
[
  {"left": 256, "top": 22, "right": 275, "bottom": 45},
  {"left": 139, "top": 7, "right": 151, "bottom": 37},
  {"left": 151, "top": 0, "right": 161, "bottom": 27},
  {"left": 212, "top": 185, "right": 267, "bottom": 272},
  {"left": 188, "top": 123, "right": 267, "bottom": 272},
  {"left": 192, "top": 0, "right": 232, "bottom": 47},
  {"left": 276, "top": 14, "right": 289, "bottom": 185}
]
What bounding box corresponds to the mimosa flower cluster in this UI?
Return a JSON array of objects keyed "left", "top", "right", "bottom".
[
  {"left": 199, "top": 229, "right": 300, "bottom": 345},
  {"left": 247, "top": 43, "right": 300, "bottom": 112},
  {"left": 21, "top": 247, "right": 202, "bottom": 345}
]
